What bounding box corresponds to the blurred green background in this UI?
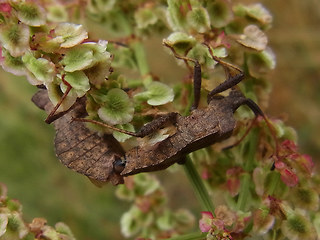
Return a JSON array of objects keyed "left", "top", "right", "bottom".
[{"left": 0, "top": 0, "right": 319, "bottom": 239}]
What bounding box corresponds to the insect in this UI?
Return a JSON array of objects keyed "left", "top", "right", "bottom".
[{"left": 32, "top": 43, "right": 275, "bottom": 185}]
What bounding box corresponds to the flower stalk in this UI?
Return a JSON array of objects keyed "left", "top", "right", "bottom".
[
  {"left": 167, "top": 232, "right": 207, "bottom": 240},
  {"left": 183, "top": 156, "right": 215, "bottom": 213}
]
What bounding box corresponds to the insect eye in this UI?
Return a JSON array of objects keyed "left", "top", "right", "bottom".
[{"left": 113, "top": 157, "right": 126, "bottom": 173}]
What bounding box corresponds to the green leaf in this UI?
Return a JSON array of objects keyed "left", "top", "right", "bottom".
[
  {"left": 187, "top": 43, "right": 216, "bottom": 67},
  {"left": 135, "top": 81, "right": 174, "bottom": 106},
  {"left": 236, "top": 25, "right": 268, "bottom": 51},
  {"left": 186, "top": 7, "right": 210, "bottom": 33},
  {"left": 120, "top": 206, "right": 143, "bottom": 238},
  {"left": 64, "top": 71, "right": 90, "bottom": 93},
  {"left": 115, "top": 184, "right": 135, "bottom": 201},
  {"left": 0, "top": 48, "right": 26, "bottom": 76},
  {"left": 61, "top": 47, "right": 94, "bottom": 72},
  {"left": 0, "top": 22, "right": 30, "bottom": 57},
  {"left": 135, "top": 7, "right": 158, "bottom": 29},
  {"left": 164, "top": 32, "right": 196, "bottom": 55},
  {"left": 55, "top": 222, "right": 76, "bottom": 240},
  {"left": 167, "top": 0, "right": 201, "bottom": 31},
  {"left": 47, "top": 81, "right": 77, "bottom": 112},
  {"left": 6, "top": 199, "right": 22, "bottom": 212},
  {"left": 282, "top": 213, "right": 317, "bottom": 240},
  {"left": 292, "top": 188, "right": 319, "bottom": 211},
  {"left": 82, "top": 40, "right": 111, "bottom": 63},
  {"left": 234, "top": 3, "right": 272, "bottom": 26},
  {"left": 84, "top": 59, "right": 111, "bottom": 86},
  {"left": 42, "top": 226, "right": 60, "bottom": 240},
  {"left": 7, "top": 213, "right": 28, "bottom": 239},
  {"left": 207, "top": 0, "right": 233, "bottom": 28},
  {"left": 133, "top": 173, "right": 161, "bottom": 196},
  {"left": 22, "top": 52, "right": 55, "bottom": 84},
  {"left": 167, "top": 0, "right": 187, "bottom": 31},
  {"left": 54, "top": 23, "right": 88, "bottom": 48},
  {"left": 98, "top": 88, "right": 134, "bottom": 125},
  {"left": 156, "top": 210, "right": 174, "bottom": 231},
  {"left": 47, "top": 4, "right": 68, "bottom": 22},
  {"left": 87, "top": 0, "right": 116, "bottom": 13},
  {"left": 247, "top": 48, "right": 276, "bottom": 77},
  {"left": 113, "top": 123, "right": 135, "bottom": 142},
  {"left": 89, "top": 87, "right": 110, "bottom": 104},
  {"left": 110, "top": 46, "right": 136, "bottom": 69},
  {"left": 173, "top": 209, "right": 195, "bottom": 231},
  {"left": 15, "top": 2, "right": 46, "bottom": 26}
]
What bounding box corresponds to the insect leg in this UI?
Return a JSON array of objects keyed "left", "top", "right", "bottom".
[
  {"left": 74, "top": 112, "right": 179, "bottom": 138},
  {"left": 45, "top": 75, "right": 73, "bottom": 124},
  {"left": 137, "top": 112, "right": 178, "bottom": 137}
]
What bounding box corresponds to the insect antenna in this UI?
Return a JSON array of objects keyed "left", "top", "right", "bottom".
[{"left": 163, "top": 41, "right": 201, "bottom": 110}]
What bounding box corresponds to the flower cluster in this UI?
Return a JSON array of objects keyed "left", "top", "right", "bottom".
[
  {"left": 274, "top": 140, "right": 314, "bottom": 187},
  {"left": 192, "top": 114, "right": 319, "bottom": 239},
  {"left": 199, "top": 206, "right": 250, "bottom": 240},
  {"left": 116, "top": 174, "right": 195, "bottom": 239},
  {"left": 0, "top": 183, "right": 75, "bottom": 240}
]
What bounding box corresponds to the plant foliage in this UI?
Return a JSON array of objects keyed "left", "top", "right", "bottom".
[{"left": 0, "top": 1, "right": 319, "bottom": 240}]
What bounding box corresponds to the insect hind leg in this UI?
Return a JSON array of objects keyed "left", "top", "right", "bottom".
[{"left": 226, "top": 97, "right": 279, "bottom": 157}]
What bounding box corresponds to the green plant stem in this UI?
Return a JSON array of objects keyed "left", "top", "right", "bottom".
[
  {"left": 183, "top": 155, "right": 215, "bottom": 213},
  {"left": 266, "top": 171, "right": 281, "bottom": 196},
  {"left": 236, "top": 128, "right": 259, "bottom": 211},
  {"left": 167, "top": 232, "right": 207, "bottom": 240},
  {"left": 130, "top": 41, "right": 153, "bottom": 85},
  {"left": 272, "top": 230, "right": 277, "bottom": 240},
  {"left": 113, "top": 8, "right": 132, "bottom": 36},
  {"left": 236, "top": 173, "right": 251, "bottom": 211}
]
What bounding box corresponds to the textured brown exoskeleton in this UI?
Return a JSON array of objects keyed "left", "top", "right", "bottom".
[
  {"left": 32, "top": 45, "right": 271, "bottom": 185},
  {"left": 32, "top": 89, "right": 125, "bottom": 185},
  {"left": 120, "top": 90, "right": 261, "bottom": 175},
  {"left": 74, "top": 53, "right": 269, "bottom": 180}
]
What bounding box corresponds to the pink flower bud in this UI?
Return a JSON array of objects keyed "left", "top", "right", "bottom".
[
  {"left": 280, "top": 168, "right": 299, "bottom": 187},
  {"left": 274, "top": 161, "right": 285, "bottom": 170},
  {"left": 0, "top": 3, "right": 11, "bottom": 14},
  {"left": 281, "top": 140, "right": 298, "bottom": 152},
  {"left": 199, "top": 211, "right": 214, "bottom": 232}
]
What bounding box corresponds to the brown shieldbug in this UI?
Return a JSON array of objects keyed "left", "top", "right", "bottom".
[
  {"left": 32, "top": 43, "right": 276, "bottom": 185},
  {"left": 75, "top": 44, "right": 276, "bottom": 179}
]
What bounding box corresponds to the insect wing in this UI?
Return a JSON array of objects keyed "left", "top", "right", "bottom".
[{"left": 32, "top": 90, "right": 125, "bottom": 185}]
